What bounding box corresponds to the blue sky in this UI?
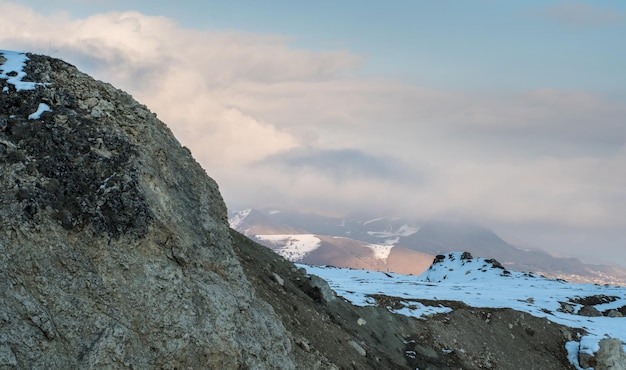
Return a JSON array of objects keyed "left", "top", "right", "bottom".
[
  {"left": 1, "top": 1, "right": 625, "bottom": 266},
  {"left": 22, "top": 0, "right": 626, "bottom": 92}
]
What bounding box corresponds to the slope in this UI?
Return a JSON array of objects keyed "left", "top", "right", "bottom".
[
  {"left": 303, "top": 252, "right": 626, "bottom": 369},
  {"left": 231, "top": 208, "right": 626, "bottom": 285}
]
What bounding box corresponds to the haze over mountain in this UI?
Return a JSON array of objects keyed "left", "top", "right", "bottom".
[{"left": 230, "top": 208, "right": 626, "bottom": 286}]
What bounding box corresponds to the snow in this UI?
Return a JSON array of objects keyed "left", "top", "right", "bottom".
[
  {"left": 364, "top": 243, "right": 394, "bottom": 260},
  {"left": 366, "top": 223, "right": 419, "bottom": 244},
  {"left": 0, "top": 50, "right": 47, "bottom": 91},
  {"left": 565, "top": 341, "right": 588, "bottom": 370},
  {"left": 28, "top": 103, "right": 52, "bottom": 120},
  {"left": 299, "top": 252, "right": 626, "bottom": 367},
  {"left": 255, "top": 234, "right": 321, "bottom": 261},
  {"left": 363, "top": 216, "right": 387, "bottom": 226},
  {"left": 228, "top": 208, "right": 251, "bottom": 229},
  {"left": 397, "top": 224, "right": 420, "bottom": 237},
  {"left": 99, "top": 172, "right": 116, "bottom": 191}
]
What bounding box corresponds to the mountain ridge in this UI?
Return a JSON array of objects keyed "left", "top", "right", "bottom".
[{"left": 230, "top": 208, "right": 626, "bottom": 285}]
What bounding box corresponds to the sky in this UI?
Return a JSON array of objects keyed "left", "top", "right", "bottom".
[{"left": 1, "top": 1, "right": 625, "bottom": 267}]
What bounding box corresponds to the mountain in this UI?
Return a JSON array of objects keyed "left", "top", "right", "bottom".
[
  {"left": 230, "top": 209, "right": 434, "bottom": 275},
  {"left": 230, "top": 208, "right": 626, "bottom": 285}
]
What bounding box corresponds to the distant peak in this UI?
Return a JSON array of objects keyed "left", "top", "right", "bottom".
[{"left": 228, "top": 208, "right": 252, "bottom": 229}]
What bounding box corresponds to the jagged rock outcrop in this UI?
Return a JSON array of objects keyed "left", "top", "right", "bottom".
[{"left": 0, "top": 51, "right": 296, "bottom": 369}]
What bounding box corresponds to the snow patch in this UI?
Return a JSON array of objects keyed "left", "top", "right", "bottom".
[
  {"left": 28, "top": 103, "right": 51, "bottom": 120},
  {"left": 363, "top": 216, "right": 387, "bottom": 226},
  {"left": 366, "top": 223, "right": 419, "bottom": 242},
  {"left": 565, "top": 341, "right": 586, "bottom": 370},
  {"left": 229, "top": 208, "right": 251, "bottom": 229},
  {"left": 0, "top": 50, "right": 48, "bottom": 91},
  {"left": 365, "top": 243, "right": 393, "bottom": 260},
  {"left": 397, "top": 224, "right": 419, "bottom": 237},
  {"left": 255, "top": 234, "right": 321, "bottom": 261}
]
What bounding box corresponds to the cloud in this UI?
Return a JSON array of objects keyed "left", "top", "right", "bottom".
[
  {"left": 0, "top": 5, "right": 364, "bottom": 168},
  {"left": 536, "top": 2, "right": 626, "bottom": 27},
  {"left": 257, "top": 148, "right": 422, "bottom": 183},
  {"left": 1, "top": 2, "right": 625, "bottom": 239}
]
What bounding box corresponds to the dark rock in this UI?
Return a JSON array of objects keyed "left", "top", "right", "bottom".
[
  {"left": 570, "top": 294, "right": 619, "bottom": 306},
  {"left": 485, "top": 258, "right": 505, "bottom": 270},
  {"left": 578, "top": 305, "right": 602, "bottom": 317},
  {"left": 558, "top": 302, "right": 575, "bottom": 314},
  {"left": 606, "top": 310, "right": 623, "bottom": 318},
  {"left": 460, "top": 251, "right": 473, "bottom": 260}
]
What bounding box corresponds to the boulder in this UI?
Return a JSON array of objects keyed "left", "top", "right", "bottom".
[
  {"left": 579, "top": 338, "right": 626, "bottom": 370},
  {"left": 578, "top": 305, "right": 602, "bottom": 317}
]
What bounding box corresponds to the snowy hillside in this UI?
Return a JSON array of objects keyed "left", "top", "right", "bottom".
[
  {"left": 229, "top": 208, "right": 626, "bottom": 286},
  {"left": 300, "top": 252, "right": 626, "bottom": 369},
  {"left": 254, "top": 234, "right": 321, "bottom": 261}
]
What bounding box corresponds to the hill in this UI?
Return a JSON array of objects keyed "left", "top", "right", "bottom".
[
  {"left": 303, "top": 252, "right": 626, "bottom": 369},
  {"left": 230, "top": 208, "right": 626, "bottom": 285}
]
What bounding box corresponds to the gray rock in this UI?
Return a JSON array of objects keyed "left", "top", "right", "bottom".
[
  {"left": 348, "top": 340, "right": 366, "bottom": 356},
  {"left": 272, "top": 272, "right": 285, "bottom": 286},
  {"left": 0, "top": 343, "right": 17, "bottom": 367},
  {"left": 308, "top": 274, "right": 336, "bottom": 303},
  {"left": 0, "top": 53, "right": 296, "bottom": 369},
  {"left": 578, "top": 305, "right": 602, "bottom": 317},
  {"left": 595, "top": 338, "right": 626, "bottom": 370},
  {"left": 579, "top": 337, "right": 626, "bottom": 370},
  {"left": 607, "top": 309, "right": 623, "bottom": 318},
  {"left": 559, "top": 302, "right": 575, "bottom": 314}
]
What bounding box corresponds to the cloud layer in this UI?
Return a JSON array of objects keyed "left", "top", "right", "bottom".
[{"left": 1, "top": 3, "right": 625, "bottom": 263}]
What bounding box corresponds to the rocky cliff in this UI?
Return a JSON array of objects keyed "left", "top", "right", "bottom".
[{"left": 0, "top": 51, "right": 298, "bottom": 369}]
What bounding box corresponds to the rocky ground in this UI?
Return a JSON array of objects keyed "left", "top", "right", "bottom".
[{"left": 232, "top": 229, "right": 582, "bottom": 369}]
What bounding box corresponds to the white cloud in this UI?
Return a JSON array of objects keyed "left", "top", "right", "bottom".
[{"left": 1, "top": 2, "right": 625, "bottom": 241}]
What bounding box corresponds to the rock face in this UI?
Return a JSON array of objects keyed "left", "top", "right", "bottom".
[
  {"left": 0, "top": 51, "right": 295, "bottom": 369},
  {"left": 579, "top": 338, "right": 626, "bottom": 370}
]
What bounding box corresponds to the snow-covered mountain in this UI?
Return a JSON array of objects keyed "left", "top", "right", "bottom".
[
  {"left": 229, "top": 208, "right": 434, "bottom": 275},
  {"left": 229, "top": 208, "right": 626, "bottom": 285},
  {"left": 301, "top": 252, "right": 626, "bottom": 369}
]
